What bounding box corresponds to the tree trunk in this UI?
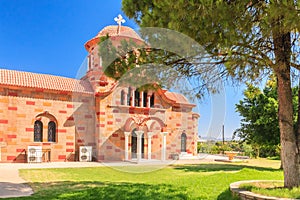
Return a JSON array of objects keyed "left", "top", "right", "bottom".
[
  {"left": 277, "top": 70, "right": 300, "bottom": 188},
  {"left": 297, "top": 78, "right": 300, "bottom": 150},
  {"left": 274, "top": 31, "right": 300, "bottom": 188}
]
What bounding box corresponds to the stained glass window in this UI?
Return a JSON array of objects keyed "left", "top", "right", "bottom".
[
  {"left": 34, "top": 120, "right": 43, "bottom": 142},
  {"left": 48, "top": 121, "right": 56, "bottom": 142}
]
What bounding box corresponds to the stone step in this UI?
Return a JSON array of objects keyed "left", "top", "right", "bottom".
[{"left": 179, "top": 153, "right": 195, "bottom": 160}]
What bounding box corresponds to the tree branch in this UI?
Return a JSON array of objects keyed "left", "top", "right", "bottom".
[{"left": 291, "top": 62, "right": 300, "bottom": 71}]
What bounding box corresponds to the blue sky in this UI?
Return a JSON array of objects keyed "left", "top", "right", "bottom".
[{"left": 0, "top": 0, "right": 243, "bottom": 138}]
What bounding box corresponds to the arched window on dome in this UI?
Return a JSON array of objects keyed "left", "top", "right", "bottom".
[
  {"left": 34, "top": 120, "right": 43, "bottom": 142},
  {"left": 87, "top": 55, "right": 91, "bottom": 71},
  {"left": 87, "top": 53, "right": 95, "bottom": 70},
  {"left": 99, "top": 56, "right": 102, "bottom": 67},
  {"left": 121, "top": 90, "right": 125, "bottom": 105},
  {"left": 48, "top": 121, "right": 56, "bottom": 142}
]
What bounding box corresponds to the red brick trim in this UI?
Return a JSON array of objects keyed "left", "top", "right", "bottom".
[
  {"left": 8, "top": 106, "right": 17, "bottom": 111},
  {"left": 26, "top": 101, "right": 35, "bottom": 105},
  {"left": 0, "top": 119, "right": 8, "bottom": 124}
]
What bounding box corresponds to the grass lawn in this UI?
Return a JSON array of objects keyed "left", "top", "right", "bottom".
[{"left": 8, "top": 159, "right": 283, "bottom": 200}]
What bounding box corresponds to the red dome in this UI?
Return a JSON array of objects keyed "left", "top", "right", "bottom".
[{"left": 84, "top": 25, "right": 142, "bottom": 52}]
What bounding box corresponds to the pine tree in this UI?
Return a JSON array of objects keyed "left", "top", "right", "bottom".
[{"left": 122, "top": 0, "right": 300, "bottom": 188}]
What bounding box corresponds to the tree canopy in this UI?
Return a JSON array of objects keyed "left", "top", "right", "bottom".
[
  {"left": 123, "top": 0, "right": 300, "bottom": 78},
  {"left": 121, "top": 0, "right": 300, "bottom": 188},
  {"left": 234, "top": 79, "right": 300, "bottom": 158},
  {"left": 235, "top": 83, "right": 280, "bottom": 155}
]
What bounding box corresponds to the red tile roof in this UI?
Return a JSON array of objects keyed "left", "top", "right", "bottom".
[
  {"left": 0, "top": 69, "right": 93, "bottom": 94},
  {"left": 0, "top": 69, "right": 195, "bottom": 107},
  {"left": 164, "top": 91, "right": 195, "bottom": 106}
]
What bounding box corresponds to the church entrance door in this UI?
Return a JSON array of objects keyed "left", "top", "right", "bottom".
[{"left": 131, "top": 129, "right": 144, "bottom": 159}]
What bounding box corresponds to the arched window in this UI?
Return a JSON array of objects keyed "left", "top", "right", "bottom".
[
  {"left": 121, "top": 90, "right": 125, "bottom": 105},
  {"left": 143, "top": 92, "right": 148, "bottom": 107},
  {"left": 48, "top": 121, "right": 56, "bottom": 142},
  {"left": 181, "top": 132, "right": 187, "bottom": 152},
  {"left": 127, "top": 87, "right": 132, "bottom": 106},
  {"left": 34, "top": 120, "right": 43, "bottom": 142},
  {"left": 150, "top": 94, "right": 155, "bottom": 108},
  {"left": 134, "top": 89, "right": 140, "bottom": 107}
]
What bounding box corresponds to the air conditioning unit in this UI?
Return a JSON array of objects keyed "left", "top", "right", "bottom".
[
  {"left": 27, "top": 146, "right": 42, "bottom": 163},
  {"left": 79, "top": 146, "right": 92, "bottom": 162}
]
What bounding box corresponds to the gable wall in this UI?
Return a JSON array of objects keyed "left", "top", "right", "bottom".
[{"left": 93, "top": 86, "right": 199, "bottom": 161}]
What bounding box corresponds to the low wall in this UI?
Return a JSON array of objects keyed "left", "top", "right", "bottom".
[{"left": 229, "top": 180, "right": 295, "bottom": 200}]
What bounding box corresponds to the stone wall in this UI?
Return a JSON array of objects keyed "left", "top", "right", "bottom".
[
  {"left": 230, "top": 180, "right": 294, "bottom": 200},
  {"left": 0, "top": 83, "right": 199, "bottom": 163},
  {"left": 0, "top": 86, "right": 94, "bottom": 162}
]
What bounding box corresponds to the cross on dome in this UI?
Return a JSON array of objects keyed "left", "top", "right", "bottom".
[{"left": 114, "top": 14, "right": 126, "bottom": 34}]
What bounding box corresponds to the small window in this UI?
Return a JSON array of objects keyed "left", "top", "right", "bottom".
[
  {"left": 48, "top": 121, "right": 56, "bottom": 142},
  {"left": 34, "top": 120, "right": 43, "bottom": 142}
]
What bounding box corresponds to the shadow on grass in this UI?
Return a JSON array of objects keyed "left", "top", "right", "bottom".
[
  {"left": 7, "top": 181, "right": 188, "bottom": 200},
  {"left": 217, "top": 188, "right": 240, "bottom": 200},
  {"left": 172, "top": 163, "right": 281, "bottom": 173}
]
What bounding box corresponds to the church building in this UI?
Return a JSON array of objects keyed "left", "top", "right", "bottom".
[{"left": 0, "top": 19, "right": 199, "bottom": 163}]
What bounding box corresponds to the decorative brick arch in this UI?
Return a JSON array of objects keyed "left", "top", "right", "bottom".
[
  {"left": 123, "top": 118, "right": 138, "bottom": 132},
  {"left": 146, "top": 117, "right": 166, "bottom": 132},
  {"left": 35, "top": 111, "right": 58, "bottom": 125},
  {"left": 123, "top": 116, "right": 166, "bottom": 132},
  {"left": 35, "top": 111, "right": 58, "bottom": 142}
]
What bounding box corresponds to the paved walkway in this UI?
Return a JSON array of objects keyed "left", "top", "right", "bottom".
[
  {"left": 0, "top": 167, "right": 34, "bottom": 198},
  {"left": 0, "top": 154, "right": 228, "bottom": 198}
]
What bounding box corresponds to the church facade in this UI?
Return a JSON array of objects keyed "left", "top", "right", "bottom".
[{"left": 0, "top": 24, "right": 199, "bottom": 163}]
